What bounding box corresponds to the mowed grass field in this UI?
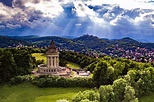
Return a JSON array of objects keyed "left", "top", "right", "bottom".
[
  {"left": 139, "top": 94, "right": 154, "bottom": 102},
  {"left": 32, "top": 53, "right": 81, "bottom": 69},
  {"left": 32, "top": 53, "right": 46, "bottom": 63},
  {"left": 0, "top": 83, "right": 88, "bottom": 102},
  {"left": 66, "top": 61, "right": 81, "bottom": 69}
]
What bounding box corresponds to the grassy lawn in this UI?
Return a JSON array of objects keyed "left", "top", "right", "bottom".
[
  {"left": 32, "top": 53, "right": 81, "bottom": 69},
  {"left": 32, "top": 53, "right": 46, "bottom": 63},
  {"left": 66, "top": 61, "right": 81, "bottom": 69},
  {"left": 0, "top": 83, "right": 87, "bottom": 102},
  {"left": 139, "top": 93, "right": 154, "bottom": 102}
]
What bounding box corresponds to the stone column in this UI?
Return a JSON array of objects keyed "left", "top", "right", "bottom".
[
  {"left": 53, "top": 57, "right": 55, "bottom": 68},
  {"left": 57, "top": 57, "right": 59, "bottom": 66},
  {"left": 56, "top": 57, "right": 57, "bottom": 67},
  {"left": 47, "top": 56, "right": 49, "bottom": 68},
  {"left": 51, "top": 57, "right": 53, "bottom": 68},
  {"left": 54, "top": 57, "right": 57, "bottom": 68},
  {"left": 49, "top": 57, "right": 50, "bottom": 68},
  {"left": 57, "top": 57, "right": 58, "bottom": 67}
]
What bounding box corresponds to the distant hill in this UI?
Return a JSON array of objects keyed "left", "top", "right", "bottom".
[
  {"left": 0, "top": 36, "right": 29, "bottom": 48},
  {"left": 1, "top": 35, "right": 154, "bottom": 53},
  {"left": 10, "top": 35, "right": 40, "bottom": 39},
  {"left": 74, "top": 35, "right": 109, "bottom": 49},
  {"left": 62, "top": 36, "right": 76, "bottom": 39}
]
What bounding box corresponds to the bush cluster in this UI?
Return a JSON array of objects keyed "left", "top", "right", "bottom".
[
  {"left": 72, "top": 90, "right": 100, "bottom": 102},
  {"left": 10, "top": 75, "right": 95, "bottom": 88},
  {"left": 10, "top": 75, "right": 34, "bottom": 85},
  {"left": 32, "top": 75, "right": 95, "bottom": 88}
]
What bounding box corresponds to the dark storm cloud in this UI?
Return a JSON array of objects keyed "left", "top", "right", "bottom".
[{"left": 0, "top": 0, "right": 12, "bottom": 6}]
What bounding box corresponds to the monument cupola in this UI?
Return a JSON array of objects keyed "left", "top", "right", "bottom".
[{"left": 47, "top": 40, "right": 58, "bottom": 54}]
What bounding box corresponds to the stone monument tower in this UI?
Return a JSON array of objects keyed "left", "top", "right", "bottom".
[
  {"left": 37, "top": 40, "right": 71, "bottom": 76},
  {"left": 46, "top": 40, "right": 59, "bottom": 73}
]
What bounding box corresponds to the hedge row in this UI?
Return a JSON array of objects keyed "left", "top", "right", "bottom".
[{"left": 10, "top": 75, "right": 95, "bottom": 88}]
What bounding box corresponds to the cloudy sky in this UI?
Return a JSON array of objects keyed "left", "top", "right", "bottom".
[{"left": 0, "top": 0, "right": 154, "bottom": 42}]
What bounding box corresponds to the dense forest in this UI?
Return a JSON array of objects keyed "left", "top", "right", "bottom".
[{"left": 0, "top": 48, "right": 35, "bottom": 81}]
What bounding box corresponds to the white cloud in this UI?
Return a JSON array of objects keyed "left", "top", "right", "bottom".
[
  {"left": 6, "top": 24, "right": 21, "bottom": 29},
  {"left": 0, "top": 2, "right": 28, "bottom": 27},
  {"left": 134, "top": 12, "right": 154, "bottom": 25},
  {"left": 110, "top": 15, "right": 133, "bottom": 26},
  {"left": 0, "top": 0, "right": 65, "bottom": 29},
  {"left": 25, "top": 1, "right": 64, "bottom": 18},
  {"left": 75, "top": 23, "right": 81, "bottom": 26},
  {"left": 73, "top": 1, "right": 96, "bottom": 17},
  {"left": 0, "top": 25, "right": 5, "bottom": 29}
]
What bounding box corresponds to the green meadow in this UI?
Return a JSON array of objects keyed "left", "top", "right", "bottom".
[
  {"left": 0, "top": 82, "right": 152, "bottom": 102},
  {"left": 139, "top": 94, "right": 154, "bottom": 102},
  {"left": 0, "top": 83, "right": 87, "bottom": 102},
  {"left": 32, "top": 53, "right": 46, "bottom": 63},
  {"left": 66, "top": 61, "right": 81, "bottom": 69},
  {"left": 32, "top": 53, "right": 81, "bottom": 69}
]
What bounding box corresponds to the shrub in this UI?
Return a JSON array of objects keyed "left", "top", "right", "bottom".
[
  {"left": 99, "top": 85, "right": 114, "bottom": 102},
  {"left": 72, "top": 90, "right": 100, "bottom": 102},
  {"left": 10, "top": 75, "right": 34, "bottom": 85},
  {"left": 31, "top": 75, "right": 95, "bottom": 88}
]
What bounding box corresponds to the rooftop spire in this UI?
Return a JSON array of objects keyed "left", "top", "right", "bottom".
[
  {"left": 50, "top": 40, "right": 55, "bottom": 48},
  {"left": 47, "top": 40, "right": 58, "bottom": 53}
]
